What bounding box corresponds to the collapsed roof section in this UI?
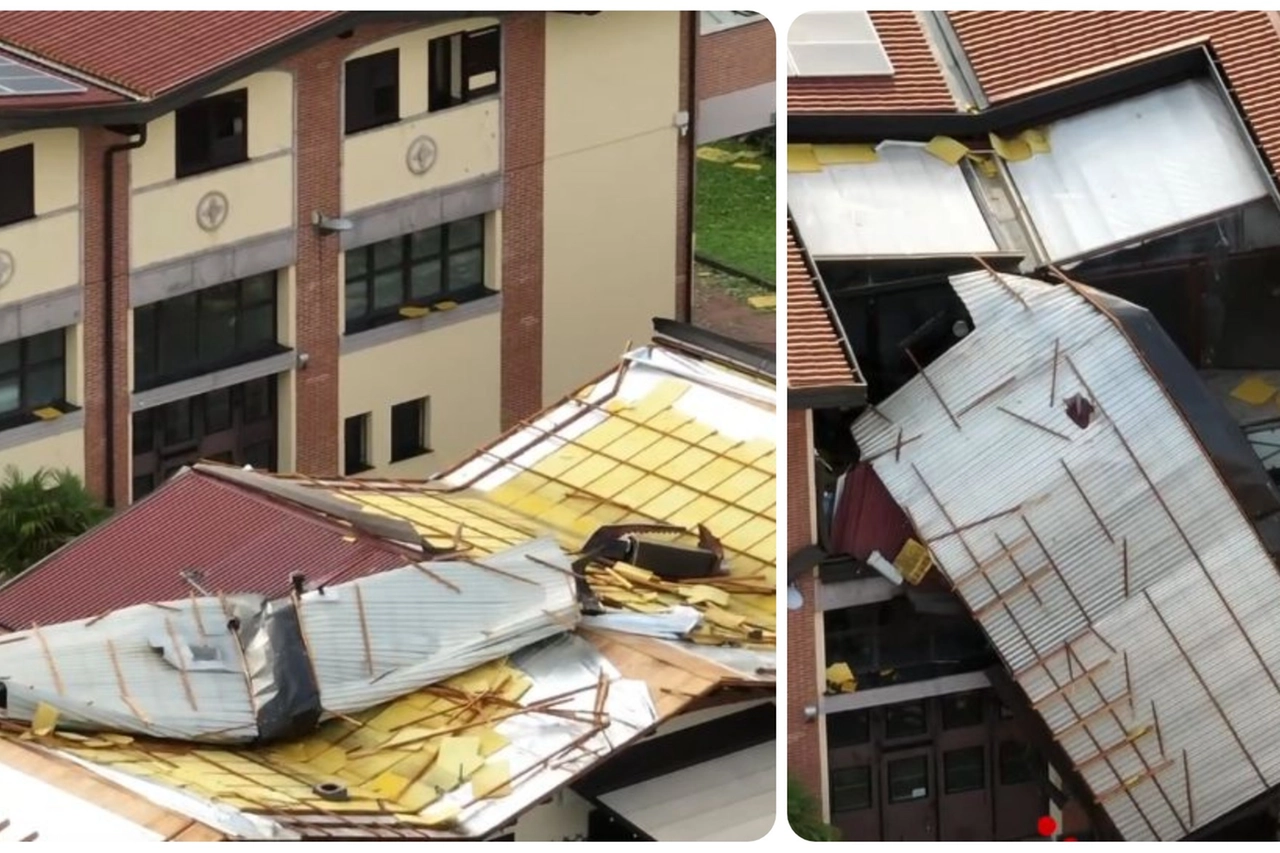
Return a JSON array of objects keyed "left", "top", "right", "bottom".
[{"left": 854, "top": 269, "right": 1280, "bottom": 840}]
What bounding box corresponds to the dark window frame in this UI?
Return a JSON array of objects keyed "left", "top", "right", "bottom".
[
  {"left": 390, "top": 397, "right": 430, "bottom": 463},
  {"left": 998, "top": 740, "right": 1043, "bottom": 787},
  {"left": 0, "top": 143, "right": 35, "bottom": 227},
  {"left": 134, "top": 273, "right": 281, "bottom": 390},
  {"left": 175, "top": 88, "right": 249, "bottom": 178},
  {"left": 943, "top": 745, "right": 986, "bottom": 794},
  {"left": 0, "top": 329, "right": 67, "bottom": 429},
  {"left": 343, "top": 216, "right": 488, "bottom": 333},
  {"left": 886, "top": 755, "right": 930, "bottom": 804},
  {"left": 345, "top": 49, "right": 400, "bottom": 135},
  {"left": 428, "top": 25, "right": 501, "bottom": 113},
  {"left": 830, "top": 765, "right": 873, "bottom": 813},
  {"left": 344, "top": 412, "right": 372, "bottom": 475}
]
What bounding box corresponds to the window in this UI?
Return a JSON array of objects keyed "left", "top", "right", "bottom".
[
  {"left": 390, "top": 397, "right": 429, "bottom": 462},
  {"left": 345, "top": 49, "right": 399, "bottom": 134},
  {"left": 344, "top": 216, "right": 487, "bottom": 332},
  {"left": 134, "top": 272, "right": 278, "bottom": 389},
  {"left": 830, "top": 765, "right": 872, "bottom": 813},
  {"left": 0, "top": 329, "right": 65, "bottom": 425},
  {"left": 428, "top": 26, "right": 500, "bottom": 112},
  {"left": 175, "top": 89, "right": 248, "bottom": 178},
  {"left": 787, "top": 12, "right": 893, "bottom": 77},
  {"left": 884, "top": 702, "right": 928, "bottom": 740},
  {"left": 942, "top": 692, "right": 985, "bottom": 730},
  {"left": 827, "top": 709, "right": 870, "bottom": 747},
  {"left": 344, "top": 413, "right": 371, "bottom": 475},
  {"left": 886, "top": 756, "right": 929, "bottom": 803},
  {"left": 999, "top": 740, "right": 1043, "bottom": 786},
  {"left": 944, "top": 746, "right": 986, "bottom": 794},
  {"left": 0, "top": 143, "right": 34, "bottom": 227}
]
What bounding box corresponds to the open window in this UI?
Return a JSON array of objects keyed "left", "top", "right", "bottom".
[
  {"left": 0, "top": 143, "right": 34, "bottom": 227},
  {"left": 345, "top": 49, "right": 400, "bottom": 134},
  {"left": 428, "top": 26, "right": 500, "bottom": 113},
  {"left": 175, "top": 89, "right": 248, "bottom": 178}
]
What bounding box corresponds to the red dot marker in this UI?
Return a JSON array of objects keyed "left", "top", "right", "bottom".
[
  {"left": 1038, "top": 816, "right": 1058, "bottom": 838},
  {"left": 1064, "top": 837, "right": 1078, "bottom": 842}
]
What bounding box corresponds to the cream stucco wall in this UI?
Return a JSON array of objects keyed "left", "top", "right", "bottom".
[
  {"left": 129, "top": 70, "right": 295, "bottom": 270},
  {"left": 341, "top": 20, "right": 501, "bottom": 214},
  {"left": 338, "top": 309, "right": 501, "bottom": 478},
  {"left": 540, "top": 12, "right": 681, "bottom": 403},
  {"left": 0, "top": 427, "right": 85, "bottom": 479},
  {"left": 0, "top": 129, "right": 82, "bottom": 302}
]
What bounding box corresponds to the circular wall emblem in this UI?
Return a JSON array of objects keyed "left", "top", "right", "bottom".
[
  {"left": 196, "top": 191, "right": 230, "bottom": 232},
  {"left": 406, "top": 136, "right": 438, "bottom": 176},
  {"left": 0, "top": 250, "right": 13, "bottom": 289}
]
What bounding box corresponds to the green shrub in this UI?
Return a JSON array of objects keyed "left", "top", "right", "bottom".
[{"left": 0, "top": 466, "right": 110, "bottom": 577}]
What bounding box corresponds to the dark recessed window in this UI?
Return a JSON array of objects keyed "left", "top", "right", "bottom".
[
  {"left": 344, "top": 216, "right": 487, "bottom": 332},
  {"left": 830, "top": 765, "right": 872, "bottom": 813},
  {"left": 345, "top": 49, "right": 400, "bottom": 134},
  {"left": 390, "top": 397, "right": 429, "bottom": 462},
  {"left": 887, "top": 756, "right": 929, "bottom": 804},
  {"left": 175, "top": 89, "right": 248, "bottom": 178},
  {"left": 999, "top": 740, "right": 1043, "bottom": 787},
  {"left": 942, "top": 691, "right": 986, "bottom": 730},
  {"left": 884, "top": 701, "right": 928, "bottom": 740},
  {"left": 827, "top": 709, "right": 870, "bottom": 747},
  {"left": 344, "top": 412, "right": 372, "bottom": 474},
  {"left": 428, "top": 25, "right": 501, "bottom": 112},
  {"left": 134, "top": 272, "right": 278, "bottom": 390},
  {"left": 944, "top": 746, "right": 986, "bottom": 794},
  {"left": 0, "top": 329, "right": 66, "bottom": 426},
  {"left": 0, "top": 143, "right": 34, "bottom": 227}
]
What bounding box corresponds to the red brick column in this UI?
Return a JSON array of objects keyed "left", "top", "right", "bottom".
[
  {"left": 675, "top": 11, "right": 694, "bottom": 322},
  {"left": 695, "top": 19, "right": 776, "bottom": 100},
  {"left": 81, "top": 127, "right": 133, "bottom": 506},
  {"left": 786, "top": 408, "right": 825, "bottom": 812},
  {"left": 500, "top": 12, "right": 546, "bottom": 429}
]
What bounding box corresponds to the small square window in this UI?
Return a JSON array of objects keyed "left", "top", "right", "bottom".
[
  {"left": 175, "top": 89, "right": 248, "bottom": 178},
  {"left": 884, "top": 701, "right": 928, "bottom": 740},
  {"left": 429, "top": 26, "right": 501, "bottom": 113},
  {"left": 887, "top": 756, "right": 929, "bottom": 803},
  {"left": 0, "top": 144, "right": 35, "bottom": 227},
  {"left": 345, "top": 50, "right": 400, "bottom": 134},
  {"left": 827, "top": 709, "right": 870, "bottom": 747},
  {"left": 344, "top": 413, "right": 371, "bottom": 475},
  {"left": 830, "top": 765, "right": 872, "bottom": 813},
  {"left": 390, "top": 397, "right": 430, "bottom": 462},
  {"left": 944, "top": 746, "right": 986, "bottom": 794}
]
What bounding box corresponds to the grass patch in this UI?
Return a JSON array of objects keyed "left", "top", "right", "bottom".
[{"left": 696, "top": 140, "right": 776, "bottom": 285}]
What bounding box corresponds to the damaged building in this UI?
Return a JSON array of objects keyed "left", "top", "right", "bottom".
[
  {"left": 787, "top": 10, "right": 1280, "bottom": 842},
  {"left": 0, "top": 321, "right": 777, "bottom": 842}
]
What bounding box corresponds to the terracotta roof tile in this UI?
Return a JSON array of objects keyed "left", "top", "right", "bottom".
[
  {"left": 787, "top": 221, "right": 861, "bottom": 391},
  {"left": 949, "top": 11, "right": 1280, "bottom": 177},
  {"left": 0, "top": 11, "right": 339, "bottom": 97},
  {"left": 787, "top": 11, "right": 956, "bottom": 114},
  {"left": 0, "top": 469, "right": 410, "bottom": 630}
]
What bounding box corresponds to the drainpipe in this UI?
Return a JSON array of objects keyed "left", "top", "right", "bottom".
[
  {"left": 682, "top": 10, "right": 698, "bottom": 323},
  {"left": 102, "top": 123, "right": 147, "bottom": 508}
]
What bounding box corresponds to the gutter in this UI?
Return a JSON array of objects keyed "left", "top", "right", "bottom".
[
  {"left": 682, "top": 10, "right": 698, "bottom": 323},
  {"left": 102, "top": 123, "right": 147, "bottom": 508}
]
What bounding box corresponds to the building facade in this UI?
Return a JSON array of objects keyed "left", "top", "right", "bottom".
[{"left": 0, "top": 10, "right": 715, "bottom": 506}]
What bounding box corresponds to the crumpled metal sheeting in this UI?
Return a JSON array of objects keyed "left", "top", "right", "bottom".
[
  {"left": 298, "top": 537, "right": 580, "bottom": 716},
  {"left": 0, "top": 594, "right": 269, "bottom": 743}
]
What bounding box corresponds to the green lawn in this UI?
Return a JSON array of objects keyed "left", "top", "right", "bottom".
[{"left": 695, "top": 140, "right": 776, "bottom": 285}]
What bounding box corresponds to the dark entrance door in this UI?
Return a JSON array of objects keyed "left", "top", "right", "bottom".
[
  {"left": 881, "top": 744, "right": 936, "bottom": 840},
  {"left": 937, "top": 691, "right": 993, "bottom": 840}
]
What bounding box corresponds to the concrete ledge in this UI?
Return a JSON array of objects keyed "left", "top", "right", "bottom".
[
  {"left": 131, "top": 350, "right": 296, "bottom": 412},
  {"left": 341, "top": 292, "right": 501, "bottom": 356},
  {"left": 340, "top": 175, "right": 503, "bottom": 252},
  {"left": 0, "top": 408, "right": 84, "bottom": 454},
  {"left": 130, "top": 229, "right": 297, "bottom": 307},
  {"left": 820, "top": 670, "right": 993, "bottom": 714},
  {"left": 0, "top": 287, "right": 82, "bottom": 345}
]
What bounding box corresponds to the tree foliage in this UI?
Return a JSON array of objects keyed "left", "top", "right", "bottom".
[
  {"left": 788, "top": 773, "right": 841, "bottom": 841},
  {"left": 0, "top": 466, "right": 109, "bottom": 578}
]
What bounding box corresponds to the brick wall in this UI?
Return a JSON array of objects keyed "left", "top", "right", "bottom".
[
  {"left": 675, "top": 11, "right": 693, "bottom": 322},
  {"left": 499, "top": 13, "right": 546, "bottom": 430},
  {"left": 786, "top": 408, "right": 825, "bottom": 812},
  {"left": 695, "top": 19, "right": 776, "bottom": 101}
]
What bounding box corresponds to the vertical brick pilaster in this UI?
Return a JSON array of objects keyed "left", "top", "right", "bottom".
[
  {"left": 675, "top": 11, "right": 694, "bottom": 322},
  {"left": 500, "top": 12, "right": 546, "bottom": 429},
  {"left": 786, "top": 409, "right": 825, "bottom": 814},
  {"left": 81, "top": 127, "right": 133, "bottom": 506}
]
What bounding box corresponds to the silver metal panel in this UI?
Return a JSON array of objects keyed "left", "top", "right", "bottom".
[
  {"left": 131, "top": 350, "right": 296, "bottom": 412},
  {"left": 130, "top": 229, "right": 295, "bottom": 307},
  {"left": 853, "top": 271, "right": 1280, "bottom": 840},
  {"left": 697, "top": 82, "right": 775, "bottom": 144},
  {"left": 0, "top": 408, "right": 83, "bottom": 454}
]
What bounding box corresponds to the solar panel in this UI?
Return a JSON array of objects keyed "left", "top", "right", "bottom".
[
  {"left": 787, "top": 12, "right": 895, "bottom": 78},
  {"left": 0, "top": 56, "right": 86, "bottom": 97}
]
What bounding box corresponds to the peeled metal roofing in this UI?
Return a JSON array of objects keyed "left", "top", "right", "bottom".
[{"left": 854, "top": 269, "right": 1280, "bottom": 840}]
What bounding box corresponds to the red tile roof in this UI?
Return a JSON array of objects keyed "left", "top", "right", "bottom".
[
  {"left": 787, "top": 221, "right": 861, "bottom": 393},
  {"left": 787, "top": 11, "right": 956, "bottom": 114},
  {"left": 829, "top": 463, "right": 914, "bottom": 563},
  {"left": 0, "top": 469, "right": 411, "bottom": 630},
  {"left": 948, "top": 11, "right": 1280, "bottom": 177},
  {"left": 0, "top": 11, "right": 340, "bottom": 97}
]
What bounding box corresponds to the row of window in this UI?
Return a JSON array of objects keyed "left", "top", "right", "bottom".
[
  {"left": 344, "top": 397, "right": 431, "bottom": 474},
  {"left": 830, "top": 741, "right": 1043, "bottom": 814},
  {"left": 0, "top": 24, "right": 502, "bottom": 226},
  {"left": 828, "top": 692, "right": 1006, "bottom": 748}
]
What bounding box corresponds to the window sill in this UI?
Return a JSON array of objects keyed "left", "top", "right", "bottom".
[
  {"left": 345, "top": 289, "right": 497, "bottom": 336},
  {"left": 134, "top": 343, "right": 291, "bottom": 393},
  {"left": 344, "top": 462, "right": 375, "bottom": 476},
  {"left": 0, "top": 401, "right": 80, "bottom": 434},
  {"left": 390, "top": 447, "right": 432, "bottom": 465},
  {"left": 341, "top": 291, "right": 501, "bottom": 356},
  {"left": 346, "top": 93, "right": 501, "bottom": 139},
  {"left": 0, "top": 404, "right": 84, "bottom": 452},
  {"left": 0, "top": 212, "right": 36, "bottom": 231},
  {"left": 344, "top": 115, "right": 402, "bottom": 139},
  {"left": 175, "top": 156, "right": 251, "bottom": 181}
]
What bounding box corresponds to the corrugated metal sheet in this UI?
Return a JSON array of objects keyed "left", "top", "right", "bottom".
[
  {"left": 948, "top": 12, "right": 1280, "bottom": 181},
  {"left": 1008, "top": 79, "right": 1270, "bottom": 261},
  {"left": 853, "top": 270, "right": 1280, "bottom": 840},
  {"left": 789, "top": 144, "right": 999, "bottom": 257},
  {"left": 786, "top": 221, "right": 862, "bottom": 391},
  {"left": 788, "top": 11, "right": 957, "bottom": 114}
]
